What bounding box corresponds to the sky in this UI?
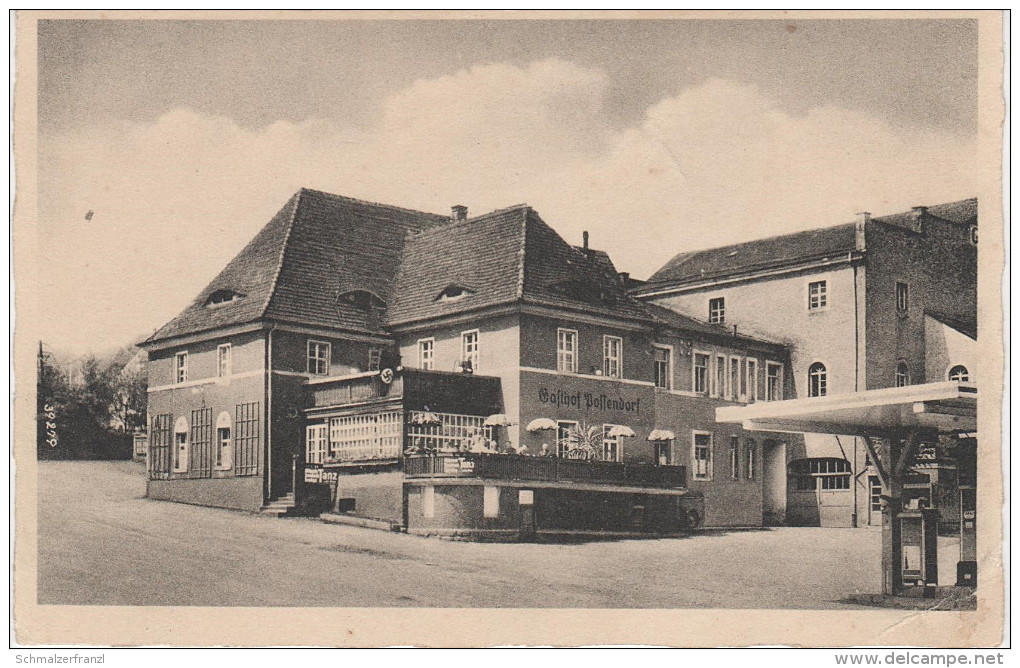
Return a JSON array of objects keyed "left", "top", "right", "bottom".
[{"left": 34, "top": 18, "right": 980, "bottom": 354}]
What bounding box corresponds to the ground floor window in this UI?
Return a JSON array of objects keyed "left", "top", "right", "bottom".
[
  {"left": 173, "top": 416, "right": 189, "bottom": 473},
  {"left": 215, "top": 411, "right": 232, "bottom": 470},
  {"left": 745, "top": 438, "right": 756, "bottom": 480},
  {"left": 305, "top": 423, "right": 328, "bottom": 464},
  {"left": 692, "top": 431, "right": 713, "bottom": 480},
  {"left": 407, "top": 411, "right": 493, "bottom": 454},
  {"left": 729, "top": 436, "right": 739, "bottom": 479},
  {"left": 790, "top": 457, "right": 850, "bottom": 491},
  {"left": 330, "top": 411, "right": 403, "bottom": 461},
  {"left": 602, "top": 425, "right": 621, "bottom": 462},
  {"left": 556, "top": 420, "right": 578, "bottom": 458},
  {"left": 655, "top": 440, "right": 673, "bottom": 466}
]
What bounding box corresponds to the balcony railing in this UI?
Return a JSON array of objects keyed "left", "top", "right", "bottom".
[{"left": 404, "top": 452, "right": 686, "bottom": 489}]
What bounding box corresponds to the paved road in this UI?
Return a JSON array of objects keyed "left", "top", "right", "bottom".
[{"left": 37, "top": 461, "right": 899, "bottom": 608}]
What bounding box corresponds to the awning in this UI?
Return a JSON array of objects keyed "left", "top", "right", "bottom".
[
  {"left": 647, "top": 429, "right": 676, "bottom": 442},
  {"left": 525, "top": 418, "right": 558, "bottom": 432},
  {"left": 716, "top": 381, "right": 976, "bottom": 437},
  {"left": 606, "top": 425, "right": 636, "bottom": 438}
]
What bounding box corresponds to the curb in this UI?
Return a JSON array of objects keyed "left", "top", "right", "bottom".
[{"left": 320, "top": 513, "right": 400, "bottom": 532}]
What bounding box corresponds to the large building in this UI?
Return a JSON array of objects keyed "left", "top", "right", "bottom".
[
  {"left": 141, "top": 189, "right": 791, "bottom": 536},
  {"left": 140, "top": 190, "right": 977, "bottom": 536},
  {"left": 632, "top": 199, "right": 978, "bottom": 527}
]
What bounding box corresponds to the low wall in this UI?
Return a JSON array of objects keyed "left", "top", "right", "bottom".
[
  {"left": 404, "top": 479, "right": 691, "bottom": 539},
  {"left": 332, "top": 470, "right": 404, "bottom": 523},
  {"left": 147, "top": 476, "right": 264, "bottom": 512}
]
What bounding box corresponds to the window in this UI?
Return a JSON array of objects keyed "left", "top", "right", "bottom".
[
  {"left": 653, "top": 345, "right": 672, "bottom": 389},
  {"left": 205, "top": 289, "right": 242, "bottom": 306},
  {"left": 808, "top": 280, "right": 828, "bottom": 310},
  {"left": 331, "top": 411, "right": 403, "bottom": 461},
  {"left": 307, "top": 340, "right": 330, "bottom": 376},
  {"left": 556, "top": 420, "right": 579, "bottom": 458},
  {"left": 693, "top": 352, "right": 710, "bottom": 394},
  {"left": 305, "top": 423, "right": 328, "bottom": 465},
  {"left": 895, "top": 361, "right": 910, "bottom": 387},
  {"left": 418, "top": 338, "right": 435, "bottom": 371},
  {"left": 790, "top": 458, "right": 851, "bottom": 491},
  {"left": 368, "top": 347, "right": 382, "bottom": 372},
  {"left": 709, "top": 297, "right": 725, "bottom": 324},
  {"left": 173, "top": 416, "right": 189, "bottom": 473},
  {"left": 730, "top": 436, "right": 739, "bottom": 479},
  {"left": 602, "top": 425, "right": 622, "bottom": 462},
  {"left": 656, "top": 440, "right": 673, "bottom": 466},
  {"left": 746, "top": 439, "right": 756, "bottom": 480},
  {"left": 175, "top": 352, "right": 188, "bottom": 384},
  {"left": 808, "top": 362, "right": 827, "bottom": 397},
  {"left": 714, "top": 355, "right": 726, "bottom": 398},
  {"left": 217, "top": 344, "right": 232, "bottom": 378},
  {"left": 766, "top": 362, "right": 783, "bottom": 401},
  {"left": 215, "top": 412, "right": 232, "bottom": 470},
  {"left": 483, "top": 486, "right": 500, "bottom": 518},
  {"left": 461, "top": 329, "right": 480, "bottom": 372},
  {"left": 896, "top": 282, "right": 909, "bottom": 313},
  {"left": 603, "top": 335, "right": 622, "bottom": 378},
  {"left": 746, "top": 358, "right": 759, "bottom": 402},
  {"left": 729, "top": 357, "right": 741, "bottom": 400},
  {"left": 692, "top": 431, "right": 713, "bottom": 480},
  {"left": 948, "top": 365, "right": 970, "bottom": 382},
  {"left": 557, "top": 329, "right": 578, "bottom": 373}
]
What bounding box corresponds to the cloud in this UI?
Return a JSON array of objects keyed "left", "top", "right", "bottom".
[{"left": 35, "top": 63, "right": 977, "bottom": 352}]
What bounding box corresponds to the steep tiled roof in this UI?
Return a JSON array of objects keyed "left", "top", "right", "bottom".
[
  {"left": 520, "top": 210, "right": 648, "bottom": 321},
  {"left": 644, "top": 223, "right": 859, "bottom": 287},
  {"left": 385, "top": 207, "right": 650, "bottom": 326},
  {"left": 145, "top": 189, "right": 447, "bottom": 344},
  {"left": 384, "top": 205, "right": 530, "bottom": 326}
]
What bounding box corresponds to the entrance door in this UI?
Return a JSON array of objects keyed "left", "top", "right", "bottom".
[
  {"left": 761, "top": 440, "right": 787, "bottom": 526},
  {"left": 869, "top": 475, "right": 883, "bottom": 526}
]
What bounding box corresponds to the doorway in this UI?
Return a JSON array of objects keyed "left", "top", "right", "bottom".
[{"left": 761, "top": 440, "right": 787, "bottom": 526}]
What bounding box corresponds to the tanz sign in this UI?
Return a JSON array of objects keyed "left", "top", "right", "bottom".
[{"left": 537, "top": 387, "right": 641, "bottom": 414}]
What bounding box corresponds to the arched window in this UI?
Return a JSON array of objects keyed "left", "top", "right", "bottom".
[
  {"left": 173, "top": 416, "right": 189, "bottom": 473},
  {"left": 895, "top": 361, "right": 910, "bottom": 387},
  {"left": 215, "top": 412, "right": 233, "bottom": 470},
  {"left": 808, "top": 362, "right": 827, "bottom": 397},
  {"left": 948, "top": 365, "right": 970, "bottom": 382},
  {"left": 790, "top": 457, "right": 850, "bottom": 491}
]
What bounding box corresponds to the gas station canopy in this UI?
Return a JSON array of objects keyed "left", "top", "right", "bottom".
[{"left": 716, "top": 381, "right": 976, "bottom": 437}]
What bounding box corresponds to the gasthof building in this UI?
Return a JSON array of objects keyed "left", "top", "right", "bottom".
[{"left": 140, "top": 190, "right": 976, "bottom": 538}]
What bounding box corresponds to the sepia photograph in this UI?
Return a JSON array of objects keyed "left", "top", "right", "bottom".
[{"left": 11, "top": 10, "right": 1006, "bottom": 649}]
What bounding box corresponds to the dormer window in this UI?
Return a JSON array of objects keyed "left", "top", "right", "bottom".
[
  {"left": 436, "top": 284, "right": 474, "bottom": 303},
  {"left": 337, "top": 289, "right": 386, "bottom": 311},
  {"left": 205, "top": 289, "right": 243, "bottom": 307}
]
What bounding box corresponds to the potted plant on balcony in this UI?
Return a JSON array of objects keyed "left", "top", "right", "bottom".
[{"left": 563, "top": 422, "right": 602, "bottom": 461}]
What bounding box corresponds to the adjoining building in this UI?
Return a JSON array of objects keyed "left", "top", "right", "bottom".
[
  {"left": 632, "top": 199, "right": 978, "bottom": 528},
  {"left": 140, "top": 189, "right": 793, "bottom": 536}
]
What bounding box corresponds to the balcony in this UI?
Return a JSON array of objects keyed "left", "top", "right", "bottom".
[
  {"left": 306, "top": 367, "right": 502, "bottom": 415},
  {"left": 404, "top": 452, "right": 686, "bottom": 490}
]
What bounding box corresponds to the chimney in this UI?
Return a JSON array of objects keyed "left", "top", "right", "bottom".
[
  {"left": 618, "top": 272, "right": 630, "bottom": 287},
  {"left": 855, "top": 211, "right": 871, "bottom": 225},
  {"left": 582, "top": 230, "right": 589, "bottom": 253},
  {"left": 910, "top": 206, "right": 928, "bottom": 233},
  {"left": 451, "top": 205, "right": 468, "bottom": 222}
]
